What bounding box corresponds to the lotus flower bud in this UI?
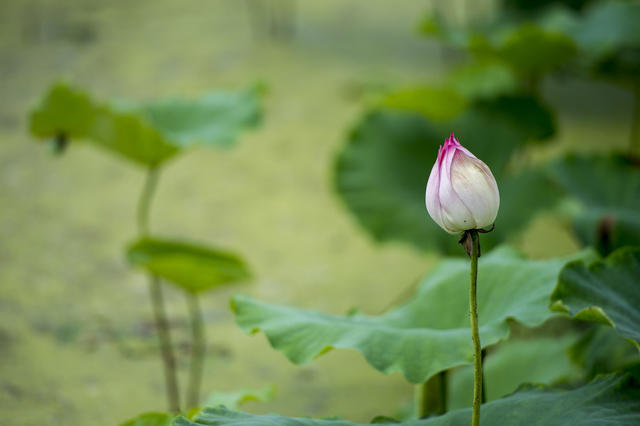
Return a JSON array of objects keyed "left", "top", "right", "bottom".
[{"left": 425, "top": 134, "right": 499, "bottom": 234}]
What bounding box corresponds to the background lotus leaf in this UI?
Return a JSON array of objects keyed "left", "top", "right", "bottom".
[{"left": 127, "top": 237, "right": 252, "bottom": 293}]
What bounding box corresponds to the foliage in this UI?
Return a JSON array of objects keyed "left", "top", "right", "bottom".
[
  {"left": 541, "top": 1, "right": 640, "bottom": 85},
  {"left": 446, "top": 62, "right": 518, "bottom": 100},
  {"left": 116, "top": 84, "right": 263, "bottom": 149},
  {"left": 569, "top": 326, "right": 640, "bottom": 381},
  {"left": 551, "top": 247, "right": 640, "bottom": 350},
  {"left": 548, "top": 154, "right": 640, "bottom": 254},
  {"left": 203, "top": 385, "right": 276, "bottom": 410},
  {"left": 381, "top": 87, "right": 467, "bottom": 122},
  {"left": 569, "top": 1, "right": 640, "bottom": 60},
  {"left": 29, "top": 80, "right": 263, "bottom": 415},
  {"left": 127, "top": 237, "right": 252, "bottom": 293},
  {"left": 173, "top": 373, "right": 640, "bottom": 425},
  {"left": 29, "top": 82, "right": 262, "bottom": 166},
  {"left": 232, "top": 247, "right": 593, "bottom": 384},
  {"left": 121, "top": 412, "right": 175, "bottom": 426},
  {"left": 334, "top": 109, "right": 558, "bottom": 254},
  {"left": 448, "top": 335, "right": 581, "bottom": 409},
  {"left": 421, "top": 1, "right": 640, "bottom": 87},
  {"left": 470, "top": 24, "right": 577, "bottom": 80},
  {"left": 419, "top": 16, "right": 576, "bottom": 80},
  {"left": 29, "top": 83, "right": 178, "bottom": 166},
  {"left": 23, "top": 3, "right": 640, "bottom": 424}
]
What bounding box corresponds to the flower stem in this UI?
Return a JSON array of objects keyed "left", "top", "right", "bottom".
[
  {"left": 186, "top": 292, "right": 205, "bottom": 409},
  {"left": 137, "top": 166, "right": 180, "bottom": 413},
  {"left": 417, "top": 371, "right": 447, "bottom": 418},
  {"left": 469, "top": 230, "right": 482, "bottom": 426}
]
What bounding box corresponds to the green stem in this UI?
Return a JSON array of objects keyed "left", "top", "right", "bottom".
[
  {"left": 149, "top": 275, "right": 181, "bottom": 413},
  {"left": 186, "top": 292, "right": 205, "bottom": 409},
  {"left": 417, "top": 371, "right": 448, "bottom": 418},
  {"left": 631, "top": 85, "right": 640, "bottom": 155},
  {"left": 138, "top": 166, "right": 180, "bottom": 413},
  {"left": 137, "top": 166, "right": 160, "bottom": 236},
  {"left": 469, "top": 230, "right": 482, "bottom": 426}
]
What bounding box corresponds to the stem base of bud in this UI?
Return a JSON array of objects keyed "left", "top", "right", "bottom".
[{"left": 459, "top": 224, "right": 495, "bottom": 257}]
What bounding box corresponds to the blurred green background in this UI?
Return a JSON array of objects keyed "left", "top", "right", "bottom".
[{"left": 0, "top": 0, "right": 635, "bottom": 425}]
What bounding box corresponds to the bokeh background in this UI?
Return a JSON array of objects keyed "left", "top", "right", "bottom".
[{"left": 0, "top": 1, "right": 636, "bottom": 425}]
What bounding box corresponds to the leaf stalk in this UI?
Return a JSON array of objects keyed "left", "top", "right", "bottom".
[
  {"left": 186, "top": 292, "right": 206, "bottom": 409},
  {"left": 138, "top": 166, "right": 181, "bottom": 413}
]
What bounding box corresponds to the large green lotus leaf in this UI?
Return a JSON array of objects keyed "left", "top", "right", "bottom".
[
  {"left": 334, "top": 109, "right": 559, "bottom": 254},
  {"left": 233, "top": 247, "right": 593, "bottom": 384},
  {"left": 449, "top": 335, "right": 581, "bottom": 410},
  {"left": 549, "top": 154, "right": 640, "bottom": 254},
  {"left": 173, "top": 373, "right": 640, "bottom": 426},
  {"left": 551, "top": 247, "right": 640, "bottom": 351},
  {"left": 29, "top": 83, "right": 179, "bottom": 166},
  {"left": 569, "top": 325, "right": 640, "bottom": 381},
  {"left": 121, "top": 412, "right": 174, "bottom": 426},
  {"left": 127, "top": 237, "right": 251, "bottom": 293},
  {"left": 119, "top": 85, "right": 262, "bottom": 149},
  {"left": 408, "top": 372, "right": 640, "bottom": 426}
]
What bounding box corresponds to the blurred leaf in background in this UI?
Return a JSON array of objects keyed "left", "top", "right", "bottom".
[
  {"left": 569, "top": 1, "right": 640, "bottom": 62},
  {"left": 503, "top": 0, "right": 593, "bottom": 15},
  {"left": 121, "top": 412, "right": 175, "bottom": 426},
  {"left": 29, "top": 83, "right": 179, "bottom": 166},
  {"left": 470, "top": 24, "right": 577, "bottom": 82},
  {"left": 549, "top": 154, "right": 640, "bottom": 255},
  {"left": 115, "top": 84, "right": 263, "bottom": 149},
  {"left": 203, "top": 385, "right": 276, "bottom": 411},
  {"left": 29, "top": 83, "right": 263, "bottom": 166},
  {"left": 447, "top": 62, "right": 519, "bottom": 100},
  {"left": 381, "top": 87, "right": 468, "bottom": 122},
  {"left": 127, "top": 237, "right": 252, "bottom": 294}
]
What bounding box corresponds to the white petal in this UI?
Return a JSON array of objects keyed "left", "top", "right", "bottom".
[
  {"left": 450, "top": 152, "right": 499, "bottom": 229},
  {"left": 425, "top": 158, "right": 445, "bottom": 230},
  {"left": 438, "top": 148, "right": 476, "bottom": 233}
]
